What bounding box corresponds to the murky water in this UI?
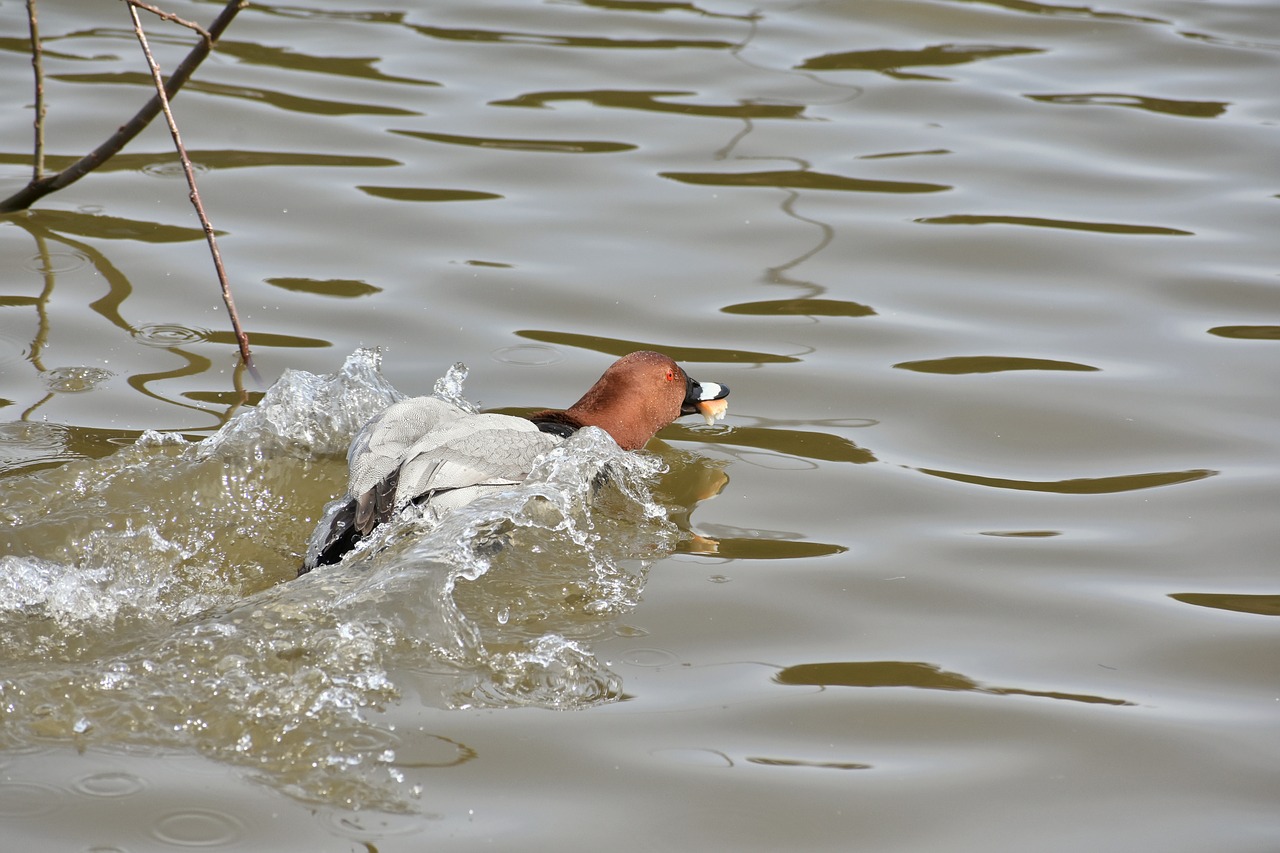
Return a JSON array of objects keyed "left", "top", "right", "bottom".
[{"left": 2, "top": 0, "right": 1278, "bottom": 850}]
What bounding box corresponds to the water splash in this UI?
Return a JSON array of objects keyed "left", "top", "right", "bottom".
[
  {"left": 0, "top": 349, "right": 679, "bottom": 812},
  {"left": 430, "top": 361, "right": 476, "bottom": 413}
]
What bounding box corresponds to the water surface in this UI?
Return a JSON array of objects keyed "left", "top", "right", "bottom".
[{"left": 1, "top": 0, "right": 1278, "bottom": 850}]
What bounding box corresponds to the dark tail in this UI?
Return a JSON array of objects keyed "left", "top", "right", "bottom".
[
  {"left": 298, "top": 497, "right": 362, "bottom": 576},
  {"left": 299, "top": 469, "right": 401, "bottom": 576}
]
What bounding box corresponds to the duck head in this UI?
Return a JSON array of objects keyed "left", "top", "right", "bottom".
[{"left": 532, "top": 351, "right": 730, "bottom": 451}]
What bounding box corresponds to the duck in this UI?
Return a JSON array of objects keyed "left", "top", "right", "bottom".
[{"left": 300, "top": 351, "right": 730, "bottom": 573}]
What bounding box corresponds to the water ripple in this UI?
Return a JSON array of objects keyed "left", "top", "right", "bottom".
[
  {"left": 23, "top": 250, "right": 90, "bottom": 273},
  {"left": 70, "top": 770, "right": 147, "bottom": 799},
  {"left": 0, "top": 781, "right": 64, "bottom": 817},
  {"left": 491, "top": 344, "right": 564, "bottom": 366},
  {"left": 131, "top": 323, "right": 213, "bottom": 348},
  {"left": 151, "top": 809, "right": 244, "bottom": 847},
  {"left": 141, "top": 160, "right": 210, "bottom": 179},
  {"left": 41, "top": 366, "right": 114, "bottom": 393}
]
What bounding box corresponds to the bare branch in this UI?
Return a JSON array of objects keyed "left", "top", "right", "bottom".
[
  {"left": 125, "top": 0, "right": 212, "bottom": 42},
  {"left": 0, "top": 0, "right": 245, "bottom": 214},
  {"left": 127, "top": 3, "right": 252, "bottom": 365},
  {"left": 26, "top": 0, "right": 46, "bottom": 181}
]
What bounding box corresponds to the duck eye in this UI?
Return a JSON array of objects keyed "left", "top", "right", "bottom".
[{"left": 665, "top": 369, "right": 675, "bottom": 381}]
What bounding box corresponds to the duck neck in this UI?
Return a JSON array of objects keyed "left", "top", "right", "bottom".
[{"left": 563, "top": 401, "right": 662, "bottom": 451}]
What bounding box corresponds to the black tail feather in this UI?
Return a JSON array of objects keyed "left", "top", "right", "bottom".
[{"left": 298, "top": 497, "right": 362, "bottom": 576}]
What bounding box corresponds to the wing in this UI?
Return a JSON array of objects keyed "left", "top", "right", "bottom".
[
  {"left": 394, "top": 415, "right": 559, "bottom": 502},
  {"left": 348, "top": 404, "right": 559, "bottom": 533},
  {"left": 303, "top": 399, "right": 564, "bottom": 572},
  {"left": 346, "top": 396, "right": 465, "bottom": 498}
]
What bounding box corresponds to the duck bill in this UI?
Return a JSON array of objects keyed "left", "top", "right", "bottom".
[{"left": 682, "top": 374, "right": 730, "bottom": 425}]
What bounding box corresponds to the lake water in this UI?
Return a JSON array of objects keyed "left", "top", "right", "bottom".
[{"left": 1, "top": 0, "right": 1278, "bottom": 850}]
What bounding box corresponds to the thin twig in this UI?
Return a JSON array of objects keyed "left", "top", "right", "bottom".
[
  {"left": 128, "top": 3, "right": 252, "bottom": 365},
  {"left": 0, "top": 0, "right": 245, "bottom": 214},
  {"left": 25, "top": 0, "right": 46, "bottom": 181},
  {"left": 126, "top": 0, "right": 211, "bottom": 41}
]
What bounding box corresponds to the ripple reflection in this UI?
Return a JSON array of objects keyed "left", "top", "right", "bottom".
[
  {"left": 1169, "top": 592, "right": 1280, "bottom": 617},
  {"left": 775, "top": 660, "right": 1132, "bottom": 706},
  {"left": 916, "top": 466, "right": 1216, "bottom": 494},
  {"left": 1208, "top": 325, "right": 1280, "bottom": 341}
]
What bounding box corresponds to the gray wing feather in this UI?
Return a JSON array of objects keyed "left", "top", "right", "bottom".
[
  {"left": 348, "top": 397, "right": 460, "bottom": 496},
  {"left": 346, "top": 397, "right": 559, "bottom": 514}
]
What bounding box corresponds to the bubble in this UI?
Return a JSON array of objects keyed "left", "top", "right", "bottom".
[
  {"left": 71, "top": 771, "right": 147, "bottom": 799},
  {"left": 151, "top": 809, "right": 243, "bottom": 847}
]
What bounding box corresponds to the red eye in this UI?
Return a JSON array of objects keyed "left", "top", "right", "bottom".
[{"left": 665, "top": 369, "right": 675, "bottom": 381}]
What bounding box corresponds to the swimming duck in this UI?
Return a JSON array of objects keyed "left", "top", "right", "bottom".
[{"left": 300, "top": 351, "right": 730, "bottom": 573}]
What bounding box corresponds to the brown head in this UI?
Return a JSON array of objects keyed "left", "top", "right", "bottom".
[{"left": 527, "top": 351, "right": 730, "bottom": 451}]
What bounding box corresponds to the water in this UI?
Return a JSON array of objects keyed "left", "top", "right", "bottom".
[{"left": 2, "top": 0, "right": 1279, "bottom": 850}]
